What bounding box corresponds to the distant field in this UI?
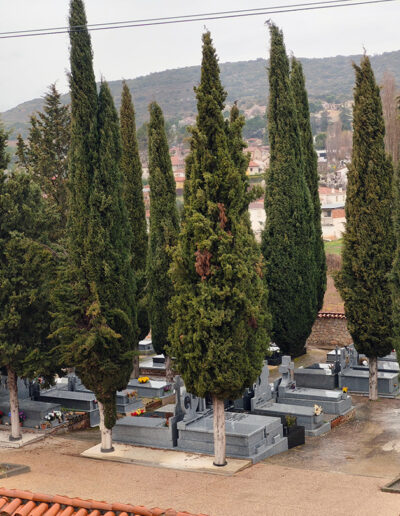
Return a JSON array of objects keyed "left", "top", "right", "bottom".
[{"left": 325, "top": 239, "right": 343, "bottom": 255}]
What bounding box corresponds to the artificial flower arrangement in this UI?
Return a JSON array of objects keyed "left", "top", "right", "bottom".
[
  {"left": 163, "top": 385, "right": 172, "bottom": 393},
  {"left": 138, "top": 377, "right": 150, "bottom": 384},
  {"left": 342, "top": 386, "right": 348, "bottom": 393},
  {"left": 131, "top": 408, "right": 145, "bottom": 417},
  {"left": 313, "top": 404, "right": 323, "bottom": 416},
  {"left": 8, "top": 410, "right": 26, "bottom": 423},
  {"left": 127, "top": 390, "right": 138, "bottom": 399},
  {"left": 44, "top": 410, "right": 63, "bottom": 423}
]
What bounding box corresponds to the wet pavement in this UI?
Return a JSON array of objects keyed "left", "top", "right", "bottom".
[{"left": 265, "top": 394, "right": 400, "bottom": 480}]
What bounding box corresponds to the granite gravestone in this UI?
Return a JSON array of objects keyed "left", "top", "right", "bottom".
[
  {"left": 277, "top": 356, "right": 352, "bottom": 415},
  {"left": 249, "top": 362, "right": 331, "bottom": 437}
]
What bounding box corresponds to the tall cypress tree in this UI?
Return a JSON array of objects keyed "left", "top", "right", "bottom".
[
  {"left": 291, "top": 57, "right": 326, "bottom": 313},
  {"left": 67, "top": 0, "right": 98, "bottom": 264},
  {"left": 261, "top": 24, "right": 316, "bottom": 357},
  {"left": 120, "top": 82, "right": 148, "bottom": 377},
  {"left": 15, "top": 135, "right": 28, "bottom": 168},
  {"left": 52, "top": 0, "right": 136, "bottom": 452},
  {"left": 392, "top": 163, "right": 400, "bottom": 357},
  {"left": 147, "top": 102, "right": 179, "bottom": 381},
  {"left": 169, "top": 32, "right": 269, "bottom": 466},
  {"left": 337, "top": 55, "right": 394, "bottom": 400}
]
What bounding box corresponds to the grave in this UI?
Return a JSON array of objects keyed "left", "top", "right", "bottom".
[
  {"left": 177, "top": 391, "right": 288, "bottom": 463},
  {"left": 36, "top": 388, "right": 100, "bottom": 427},
  {"left": 277, "top": 356, "right": 352, "bottom": 415},
  {"left": 127, "top": 377, "right": 174, "bottom": 399},
  {"left": 294, "top": 362, "right": 339, "bottom": 390},
  {"left": 0, "top": 399, "right": 62, "bottom": 429},
  {"left": 115, "top": 390, "right": 144, "bottom": 415},
  {"left": 249, "top": 363, "right": 331, "bottom": 437},
  {"left": 113, "top": 376, "right": 184, "bottom": 448},
  {"left": 138, "top": 338, "right": 154, "bottom": 355}
]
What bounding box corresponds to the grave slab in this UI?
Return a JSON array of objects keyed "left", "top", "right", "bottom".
[
  {"left": 37, "top": 388, "right": 99, "bottom": 427},
  {"left": 127, "top": 378, "right": 174, "bottom": 398},
  {"left": 81, "top": 443, "right": 251, "bottom": 476}
]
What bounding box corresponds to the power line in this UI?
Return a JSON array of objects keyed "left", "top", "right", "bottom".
[
  {"left": 0, "top": 0, "right": 397, "bottom": 39},
  {"left": 0, "top": 0, "right": 370, "bottom": 36}
]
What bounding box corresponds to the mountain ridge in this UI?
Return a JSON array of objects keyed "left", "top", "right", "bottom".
[{"left": 3, "top": 49, "right": 400, "bottom": 138}]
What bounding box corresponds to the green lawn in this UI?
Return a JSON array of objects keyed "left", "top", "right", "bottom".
[{"left": 324, "top": 239, "right": 343, "bottom": 255}]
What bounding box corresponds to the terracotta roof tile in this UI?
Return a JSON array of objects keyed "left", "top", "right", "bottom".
[{"left": 0, "top": 490, "right": 206, "bottom": 516}]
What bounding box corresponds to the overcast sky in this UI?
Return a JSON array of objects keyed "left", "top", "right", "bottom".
[{"left": 1, "top": 0, "right": 399, "bottom": 112}]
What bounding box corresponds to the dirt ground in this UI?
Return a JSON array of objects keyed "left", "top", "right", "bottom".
[{"left": 0, "top": 395, "right": 400, "bottom": 516}]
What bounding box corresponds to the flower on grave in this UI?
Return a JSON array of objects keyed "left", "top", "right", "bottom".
[
  {"left": 19, "top": 410, "right": 26, "bottom": 422},
  {"left": 163, "top": 385, "right": 172, "bottom": 392},
  {"left": 138, "top": 376, "right": 150, "bottom": 384},
  {"left": 131, "top": 408, "right": 145, "bottom": 417},
  {"left": 0, "top": 410, "right": 4, "bottom": 417},
  {"left": 342, "top": 387, "right": 348, "bottom": 393},
  {"left": 314, "top": 404, "right": 323, "bottom": 416},
  {"left": 127, "top": 390, "right": 137, "bottom": 399}
]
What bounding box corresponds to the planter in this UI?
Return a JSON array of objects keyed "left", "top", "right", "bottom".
[
  {"left": 284, "top": 425, "right": 305, "bottom": 449},
  {"left": 40, "top": 423, "right": 47, "bottom": 430}
]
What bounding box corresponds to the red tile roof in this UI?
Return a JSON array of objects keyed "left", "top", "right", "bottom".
[{"left": 0, "top": 489, "right": 207, "bottom": 516}]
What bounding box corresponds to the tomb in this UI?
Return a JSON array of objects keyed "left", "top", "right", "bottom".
[
  {"left": 294, "top": 362, "right": 339, "bottom": 390},
  {"left": 36, "top": 388, "right": 100, "bottom": 427},
  {"left": 127, "top": 377, "right": 174, "bottom": 399},
  {"left": 113, "top": 376, "right": 184, "bottom": 448},
  {"left": 249, "top": 363, "right": 331, "bottom": 437},
  {"left": 0, "top": 398, "right": 62, "bottom": 429},
  {"left": 138, "top": 338, "right": 154, "bottom": 355},
  {"left": 115, "top": 390, "right": 144, "bottom": 415},
  {"left": 177, "top": 391, "right": 288, "bottom": 463},
  {"left": 277, "top": 356, "right": 352, "bottom": 415}
]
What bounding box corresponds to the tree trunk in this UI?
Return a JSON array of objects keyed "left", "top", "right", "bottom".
[
  {"left": 369, "top": 356, "right": 378, "bottom": 401},
  {"left": 165, "top": 355, "right": 174, "bottom": 383},
  {"left": 212, "top": 396, "right": 227, "bottom": 466},
  {"left": 132, "top": 355, "right": 140, "bottom": 379},
  {"left": 98, "top": 401, "right": 114, "bottom": 452},
  {"left": 8, "top": 366, "right": 21, "bottom": 441}
]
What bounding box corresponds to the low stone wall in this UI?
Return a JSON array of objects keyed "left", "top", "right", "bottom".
[{"left": 307, "top": 313, "right": 353, "bottom": 350}]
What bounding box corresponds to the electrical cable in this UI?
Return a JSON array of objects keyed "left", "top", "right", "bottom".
[{"left": 0, "top": 0, "right": 397, "bottom": 39}]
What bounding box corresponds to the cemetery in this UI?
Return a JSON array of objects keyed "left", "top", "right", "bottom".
[{"left": 298, "top": 346, "right": 400, "bottom": 397}]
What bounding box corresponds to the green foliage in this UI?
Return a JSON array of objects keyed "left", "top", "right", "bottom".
[
  {"left": 147, "top": 102, "right": 179, "bottom": 355},
  {"left": 169, "top": 32, "right": 269, "bottom": 400},
  {"left": 319, "top": 110, "right": 330, "bottom": 132},
  {"left": 0, "top": 123, "right": 10, "bottom": 171},
  {"left": 336, "top": 55, "right": 394, "bottom": 359},
  {"left": 15, "top": 134, "right": 28, "bottom": 168},
  {"left": 27, "top": 84, "right": 70, "bottom": 228},
  {"left": 120, "top": 81, "right": 149, "bottom": 340},
  {"left": 0, "top": 170, "right": 60, "bottom": 382},
  {"left": 242, "top": 115, "right": 265, "bottom": 140},
  {"left": 392, "top": 163, "right": 400, "bottom": 355},
  {"left": 291, "top": 57, "right": 326, "bottom": 312},
  {"left": 52, "top": 1, "right": 136, "bottom": 430},
  {"left": 261, "top": 25, "right": 316, "bottom": 357},
  {"left": 315, "top": 132, "right": 327, "bottom": 150}
]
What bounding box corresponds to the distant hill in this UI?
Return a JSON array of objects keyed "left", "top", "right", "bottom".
[{"left": 3, "top": 50, "right": 400, "bottom": 139}]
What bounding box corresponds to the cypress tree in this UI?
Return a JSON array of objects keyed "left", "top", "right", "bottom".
[
  {"left": 27, "top": 84, "right": 70, "bottom": 228},
  {"left": 15, "top": 135, "right": 28, "bottom": 168},
  {"left": 392, "top": 163, "right": 400, "bottom": 356},
  {"left": 169, "top": 32, "right": 269, "bottom": 466},
  {"left": 147, "top": 102, "right": 179, "bottom": 381},
  {"left": 0, "top": 170, "right": 59, "bottom": 441},
  {"left": 120, "top": 81, "right": 149, "bottom": 376},
  {"left": 291, "top": 57, "right": 326, "bottom": 313},
  {"left": 261, "top": 25, "right": 316, "bottom": 357},
  {"left": 67, "top": 0, "right": 98, "bottom": 263},
  {"left": 52, "top": 0, "right": 136, "bottom": 452},
  {"left": 336, "top": 55, "right": 394, "bottom": 400},
  {"left": 0, "top": 122, "right": 9, "bottom": 171}
]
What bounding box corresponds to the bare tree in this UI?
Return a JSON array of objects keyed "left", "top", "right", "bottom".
[{"left": 381, "top": 71, "right": 400, "bottom": 165}]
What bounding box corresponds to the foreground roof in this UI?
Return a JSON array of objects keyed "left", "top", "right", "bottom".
[{"left": 0, "top": 488, "right": 207, "bottom": 516}]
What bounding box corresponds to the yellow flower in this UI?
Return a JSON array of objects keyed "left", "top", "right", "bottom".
[
  {"left": 342, "top": 387, "right": 348, "bottom": 393},
  {"left": 138, "top": 376, "right": 149, "bottom": 384}
]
